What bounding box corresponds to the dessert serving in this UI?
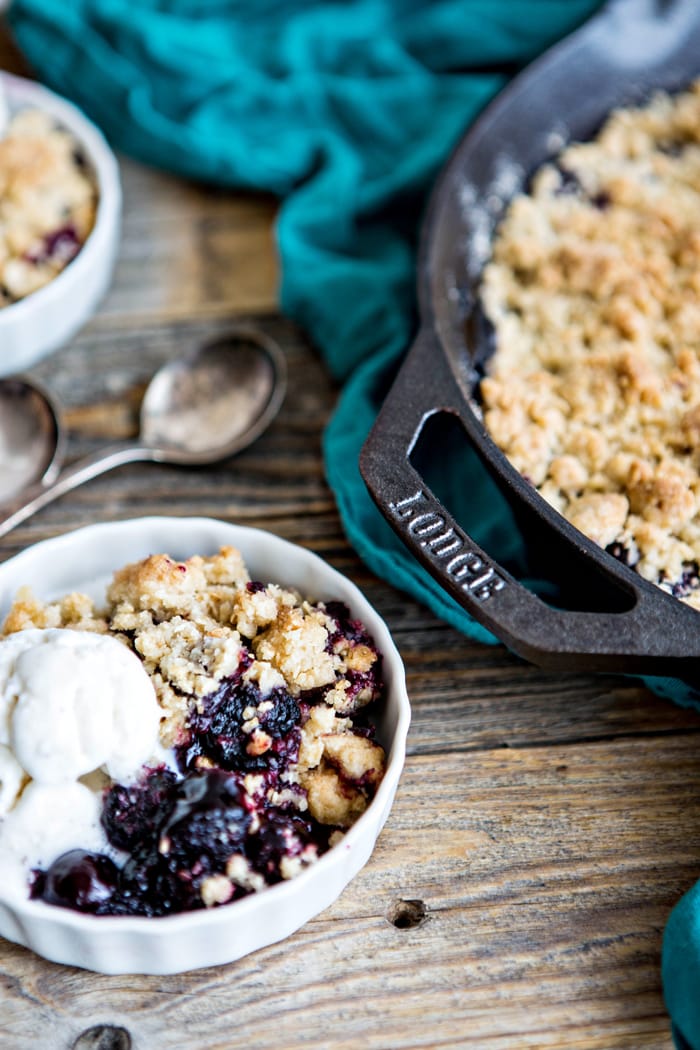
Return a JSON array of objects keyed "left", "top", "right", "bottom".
[
  {"left": 0, "top": 542, "right": 387, "bottom": 919},
  {"left": 0, "top": 528, "right": 406, "bottom": 973},
  {"left": 0, "top": 107, "right": 97, "bottom": 307},
  {"left": 480, "top": 80, "right": 700, "bottom": 608}
]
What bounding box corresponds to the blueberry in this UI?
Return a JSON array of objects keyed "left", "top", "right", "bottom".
[
  {"left": 605, "top": 541, "right": 636, "bottom": 567},
  {"left": 102, "top": 769, "right": 178, "bottom": 851},
  {"left": 261, "top": 689, "right": 300, "bottom": 738},
  {"left": 322, "top": 601, "right": 371, "bottom": 646},
  {"left": 249, "top": 809, "right": 326, "bottom": 882},
  {"left": 33, "top": 850, "right": 118, "bottom": 912},
  {"left": 670, "top": 562, "right": 700, "bottom": 600},
  {"left": 163, "top": 770, "right": 252, "bottom": 869},
  {"left": 25, "top": 224, "right": 80, "bottom": 266}
]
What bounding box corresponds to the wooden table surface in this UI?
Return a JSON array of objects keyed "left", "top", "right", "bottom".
[{"left": 2, "top": 27, "right": 700, "bottom": 1050}]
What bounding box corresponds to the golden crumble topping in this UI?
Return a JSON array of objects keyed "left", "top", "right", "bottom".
[
  {"left": 481, "top": 80, "right": 700, "bottom": 605},
  {"left": 0, "top": 108, "right": 97, "bottom": 306},
  {"left": 254, "top": 604, "right": 338, "bottom": 692},
  {"left": 2, "top": 585, "right": 107, "bottom": 634}
]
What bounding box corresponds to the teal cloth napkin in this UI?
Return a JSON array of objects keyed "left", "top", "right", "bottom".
[
  {"left": 6, "top": 2, "right": 699, "bottom": 1044},
  {"left": 665, "top": 883, "right": 700, "bottom": 1050}
]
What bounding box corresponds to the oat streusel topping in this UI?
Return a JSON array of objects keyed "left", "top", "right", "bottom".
[
  {"left": 481, "top": 80, "right": 700, "bottom": 606},
  {"left": 0, "top": 108, "right": 97, "bottom": 307}
]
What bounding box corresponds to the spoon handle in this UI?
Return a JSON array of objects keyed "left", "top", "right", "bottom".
[{"left": 0, "top": 442, "right": 152, "bottom": 540}]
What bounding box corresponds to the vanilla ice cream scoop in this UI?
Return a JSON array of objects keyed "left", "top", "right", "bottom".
[
  {"left": 3, "top": 628, "right": 161, "bottom": 784},
  {"left": 0, "top": 779, "right": 107, "bottom": 898},
  {"left": 0, "top": 629, "right": 50, "bottom": 747}
]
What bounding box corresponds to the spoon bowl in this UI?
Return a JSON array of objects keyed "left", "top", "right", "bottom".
[
  {"left": 0, "top": 378, "right": 64, "bottom": 502},
  {"left": 140, "top": 332, "right": 285, "bottom": 462},
  {"left": 0, "top": 327, "right": 286, "bottom": 538}
]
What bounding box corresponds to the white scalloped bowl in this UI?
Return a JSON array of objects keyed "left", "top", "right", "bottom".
[
  {"left": 0, "top": 73, "right": 121, "bottom": 374},
  {"left": 0, "top": 517, "right": 410, "bottom": 974}
]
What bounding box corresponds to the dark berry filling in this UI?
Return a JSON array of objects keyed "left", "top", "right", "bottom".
[
  {"left": 101, "top": 768, "right": 178, "bottom": 851},
  {"left": 323, "top": 601, "right": 372, "bottom": 647},
  {"left": 607, "top": 543, "right": 700, "bottom": 600},
  {"left": 665, "top": 561, "right": 700, "bottom": 600},
  {"left": 320, "top": 601, "right": 383, "bottom": 706},
  {"left": 25, "top": 223, "right": 81, "bottom": 267},
  {"left": 249, "top": 809, "right": 329, "bottom": 884},
  {"left": 32, "top": 769, "right": 331, "bottom": 917},
  {"left": 591, "top": 190, "right": 611, "bottom": 211},
  {"left": 106, "top": 771, "right": 254, "bottom": 915},
  {"left": 347, "top": 666, "right": 382, "bottom": 704},
  {"left": 178, "top": 677, "right": 301, "bottom": 775},
  {"left": 605, "top": 541, "right": 637, "bottom": 567}
]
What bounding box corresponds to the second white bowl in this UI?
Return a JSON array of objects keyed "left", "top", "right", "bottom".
[{"left": 0, "top": 72, "right": 121, "bottom": 374}]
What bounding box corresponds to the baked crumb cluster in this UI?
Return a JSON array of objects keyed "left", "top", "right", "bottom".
[
  {"left": 0, "top": 108, "right": 96, "bottom": 307},
  {"left": 480, "top": 80, "right": 700, "bottom": 605},
  {"left": 2, "top": 547, "right": 386, "bottom": 915}
]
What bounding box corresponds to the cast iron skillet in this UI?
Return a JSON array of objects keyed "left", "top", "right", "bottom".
[{"left": 360, "top": 0, "right": 700, "bottom": 680}]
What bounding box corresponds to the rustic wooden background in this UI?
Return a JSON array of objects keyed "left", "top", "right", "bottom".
[{"left": 2, "top": 25, "right": 700, "bottom": 1050}]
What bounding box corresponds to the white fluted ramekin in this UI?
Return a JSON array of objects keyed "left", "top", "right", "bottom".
[
  {"left": 0, "top": 72, "right": 121, "bottom": 374},
  {"left": 0, "top": 517, "right": 410, "bottom": 974}
]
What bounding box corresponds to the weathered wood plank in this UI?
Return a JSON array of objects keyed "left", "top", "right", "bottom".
[
  {"left": 3, "top": 739, "right": 698, "bottom": 1049},
  {"left": 102, "top": 159, "right": 279, "bottom": 323}
]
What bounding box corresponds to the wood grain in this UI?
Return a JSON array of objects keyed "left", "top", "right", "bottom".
[{"left": 2, "top": 20, "right": 700, "bottom": 1050}]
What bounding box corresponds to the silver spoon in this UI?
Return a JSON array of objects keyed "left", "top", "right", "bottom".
[{"left": 0, "top": 327, "right": 286, "bottom": 540}]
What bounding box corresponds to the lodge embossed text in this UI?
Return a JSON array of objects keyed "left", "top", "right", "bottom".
[{"left": 388, "top": 490, "right": 506, "bottom": 600}]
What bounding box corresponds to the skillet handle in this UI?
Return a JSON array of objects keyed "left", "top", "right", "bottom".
[{"left": 359, "top": 327, "right": 700, "bottom": 678}]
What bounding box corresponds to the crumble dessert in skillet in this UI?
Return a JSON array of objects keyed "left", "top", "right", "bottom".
[
  {"left": 0, "top": 108, "right": 97, "bottom": 307},
  {"left": 480, "top": 80, "right": 700, "bottom": 607},
  {"left": 0, "top": 546, "right": 386, "bottom": 916}
]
